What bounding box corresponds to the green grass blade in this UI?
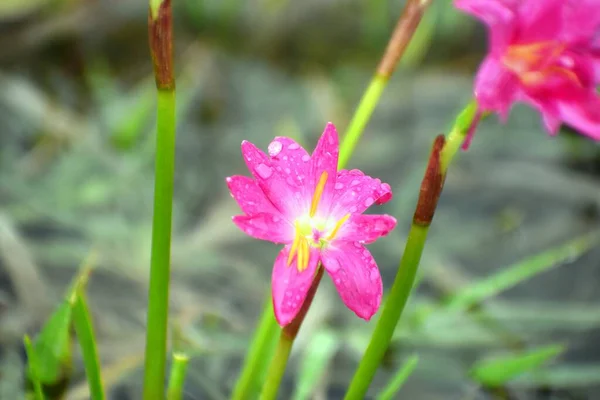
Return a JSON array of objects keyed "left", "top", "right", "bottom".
[
  {"left": 376, "top": 354, "right": 419, "bottom": 400},
  {"left": 167, "top": 352, "right": 190, "bottom": 400},
  {"left": 292, "top": 330, "right": 340, "bottom": 400},
  {"left": 445, "top": 232, "right": 599, "bottom": 311},
  {"left": 471, "top": 344, "right": 564, "bottom": 386},
  {"left": 72, "top": 291, "right": 105, "bottom": 400},
  {"left": 33, "top": 300, "right": 73, "bottom": 384},
  {"left": 24, "top": 334, "right": 45, "bottom": 400}
]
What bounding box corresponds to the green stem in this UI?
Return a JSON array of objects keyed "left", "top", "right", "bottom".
[
  {"left": 167, "top": 352, "right": 189, "bottom": 400},
  {"left": 143, "top": 88, "right": 177, "bottom": 400},
  {"left": 344, "top": 225, "right": 429, "bottom": 399},
  {"left": 440, "top": 100, "right": 478, "bottom": 172},
  {"left": 73, "top": 292, "right": 105, "bottom": 400},
  {"left": 338, "top": 75, "right": 388, "bottom": 168},
  {"left": 231, "top": 299, "right": 280, "bottom": 400},
  {"left": 259, "top": 331, "right": 294, "bottom": 400}
]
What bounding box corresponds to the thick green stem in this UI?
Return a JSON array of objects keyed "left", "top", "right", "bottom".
[
  {"left": 73, "top": 292, "right": 105, "bottom": 400},
  {"left": 259, "top": 331, "right": 294, "bottom": 400},
  {"left": 143, "top": 0, "right": 176, "bottom": 397},
  {"left": 344, "top": 225, "right": 429, "bottom": 399},
  {"left": 167, "top": 353, "right": 189, "bottom": 400},
  {"left": 143, "top": 88, "right": 176, "bottom": 400},
  {"left": 231, "top": 299, "right": 280, "bottom": 400}
]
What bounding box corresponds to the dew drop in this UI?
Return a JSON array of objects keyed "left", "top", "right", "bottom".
[
  {"left": 285, "top": 168, "right": 291, "bottom": 174},
  {"left": 283, "top": 155, "right": 288, "bottom": 161},
  {"left": 295, "top": 294, "right": 301, "bottom": 301},
  {"left": 327, "top": 258, "right": 341, "bottom": 272},
  {"left": 351, "top": 179, "right": 360, "bottom": 186},
  {"left": 288, "top": 142, "right": 300, "bottom": 150},
  {"left": 364, "top": 197, "right": 374, "bottom": 207},
  {"left": 351, "top": 191, "right": 356, "bottom": 197},
  {"left": 285, "top": 290, "right": 293, "bottom": 297},
  {"left": 363, "top": 249, "right": 370, "bottom": 257},
  {"left": 256, "top": 163, "right": 273, "bottom": 179},
  {"left": 268, "top": 140, "right": 283, "bottom": 156},
  {"left": 334, "top": 182, "right": 344, "bottom": 190},
  {"left": 335, "top": 277, "right": 342, "bottom": 284},
  {"left": 286, "top": 177, "right": 295, "bottom": 186},
  {"left": 353, "top": 242, "right": 362, "bottom": 248},
  {"left": 302, "top": 154, "right": 310, "bottom": 162}
]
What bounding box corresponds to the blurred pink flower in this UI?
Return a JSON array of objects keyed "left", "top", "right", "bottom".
[
  {"left": 456, "top": 0, "right": 600, "bottom": 140},
  {"left": 227, "top": 123, "right": 396, "bottom": 326}
]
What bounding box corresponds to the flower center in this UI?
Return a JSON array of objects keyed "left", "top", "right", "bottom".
[
  {"left": 287, "top": 171, "right": 350, "bottom": 272},
  {"left": 502, "top": 41, "right": 581, "bottom": 87}
]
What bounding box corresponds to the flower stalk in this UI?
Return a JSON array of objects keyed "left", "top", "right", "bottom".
[
  {"left": 260, "top": 268, "right": 324, "bottom": 400},
  {"left": 338, "top": 0, "right": 434, "bottom": 167},
  {"left": 143, "top": 0, "right": 176, "bottom": 399}
]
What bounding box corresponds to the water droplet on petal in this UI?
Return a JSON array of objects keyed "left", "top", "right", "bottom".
[
  {"left": 285, "top": 168, "right": 291, "bottom": 174},
  {"left": 283, "top": 156, "right": 288, "bottom": 161},
  {"left": 364, "top": 197, "right": 374, "bottom": 207},
  {"left": 327, "top": 258, "right": 341, "bottom": 272},
  {"left": 302, "top": 154, "right": 310, "bottom": 162},
  {"left": 288, "top": 142, "right": 300, "bottom": 150},
  {"left": 285, "top": 290, "right": 293, "bottom": 297},
  {"left": 256, "top": 163, "right": 273, "bottom": 179},
  {"left": 268, "top": 140, "right": 283, "bottom": 156},
  {"left": 363, "top": 249, "right": 370, "bottom": 257},
  {"left": 334, "top": 182, "right": 344, "bottom": 190},
  {"left": 353, "top": 242, "right": 362, "bottom": 248},
  {"left": 295, "top": 294, "right": 301, "bottom": 301},
  {"left": 286, "top": 177, "right": 295, "bottom": 186},
  {"left": 335, "top": 277, "right": 342, "bottom": 284},
  {"left": 351, "top": 179, "right": 360, "bottom": 186}
]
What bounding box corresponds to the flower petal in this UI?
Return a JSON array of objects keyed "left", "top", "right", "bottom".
[
  {"left": 232, "top": 213, "right": 294, "bottom": 244},
  {"left": 473, "top": 57, "right": 521, "bottom": 119},
  {"left": 241, "top": 140, "right": 307, "bottom": 217},
  {"left": 556, "top": 90, "right": 600, "bottom": 140},
  {"left": 561, "top": 0, "right": 600, "bottom": 46},
  {"left": 267, "top": 136, "right": 312, "bottom": 211},
  {"left": 310, "top": 123, "right": 340, "bottom": 217},
  {"left": 329, "top": 169, "right": 393, "bottom": 219},
  {"left": 455, "top": 0, "right": 518, "bottom": 52},
  {"left": 321, "top": 243, "right": 382, "bottom": 321},
  {"left": 226, "top": 175, "right": 280, "bottom": 215},
  {"left": 516, "top": 0, "right": 564, "bottom": 42},
  {"left": 336, "top": 214, "right": 397, "bottom": 244},
  {"left": 272, "top": 245, "right": 320, "bottom": 326}
]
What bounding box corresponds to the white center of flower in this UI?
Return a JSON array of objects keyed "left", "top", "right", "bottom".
[{"left": 287, "top": 171, "right": 350, "bottom": 272}]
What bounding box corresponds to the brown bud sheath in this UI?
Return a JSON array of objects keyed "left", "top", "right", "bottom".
[
  {"left": 377, "top": 0, "right": 433, "bottom": 79},
  {"left": 413, "top": 135, "right": 446, "bottom": 226},
  {"left": 148, "top": 0, "right": 174, "bottom": 90},
  {"left": 282, "top": 267, "right": 324, "bottom": 340}
]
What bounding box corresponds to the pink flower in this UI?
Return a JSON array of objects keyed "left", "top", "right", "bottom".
[
  {"left": 226, "top": 123, "right": 397, "bottom": 326},
  {"left": 455, "top": 0, "right": 600, "bottom": 140}
]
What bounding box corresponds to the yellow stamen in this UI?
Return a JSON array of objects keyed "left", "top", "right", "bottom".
[
  {"left": 288, "top": 222, "right": 302, "bottom": 267},
  {"left": 297, "top": 238, "right": 307, "bottom": 271},
  {"left": 326, "top": 213, "right": 351, "bottom": 241},
  {"left": 310, "top": 171, "right": 328, "bottom": 218}
]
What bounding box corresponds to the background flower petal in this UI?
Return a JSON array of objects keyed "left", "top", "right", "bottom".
[
  {"left": 320, "top": 242, "right": 382, "bottom": 321},
  {"left": 272, "top": 246, "right": 320, "bottom": 326},
  {"left": 232, "top": 213, "right": 293, "bottom": 244},
  {"left": 328, "top": 169, "right": 393, "bottom": 218},
  {"left": 454, "top": 0, "right": 518, "bottom": 52},
  {"left": 474, "top": 57, "right": 520, "bottom": 119},
  {"left": 226, "top": 175, "right": 280, "bottom": 215},
  {"left": 336, "top": 214, "right": 397, "bottom": 244}
]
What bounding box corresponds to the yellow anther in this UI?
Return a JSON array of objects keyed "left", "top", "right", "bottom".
[
  {"left": 310, "top": 171, "right": 328, "bottom": 218},
  {"left": 326, "top": 213, "right": 351, "bottom": 241},
  {"left": 297, "top": 238, "right": 308, "bottom": 272},
  {"left": 287, "top": 232, "right": 300, "bottom": 266}
]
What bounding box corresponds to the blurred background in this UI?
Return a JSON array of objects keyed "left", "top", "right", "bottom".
[{"left": 0, "top": 0, "right": 599, "bottom": 399}]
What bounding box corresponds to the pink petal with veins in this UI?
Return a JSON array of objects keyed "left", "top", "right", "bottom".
[
  {"left": 241, "top": 140, "right": 305, "bottom": 217},
  {"left": 310, "top": 122, "right": 340, "bottom": 217},
  {"left": 329, "top": 169, "right": 393, "bottom": 219},
  {"left": 267, "top": 136, "right": 313, "bottom": 213},
  {"left": 232, "top": 213, "right": 293, "bottom": 244},
  {"left": 320, "top": 243, "right": 382, "bottom": 321},
  {"left": 226, "top": 175, "right": 280, "bottom": 216},
  {"left": 336, "top": 214, "right": 397, "bottom": 244},
  {"left": 272, "top": 245, "right": 320, "bottom": 326}
]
